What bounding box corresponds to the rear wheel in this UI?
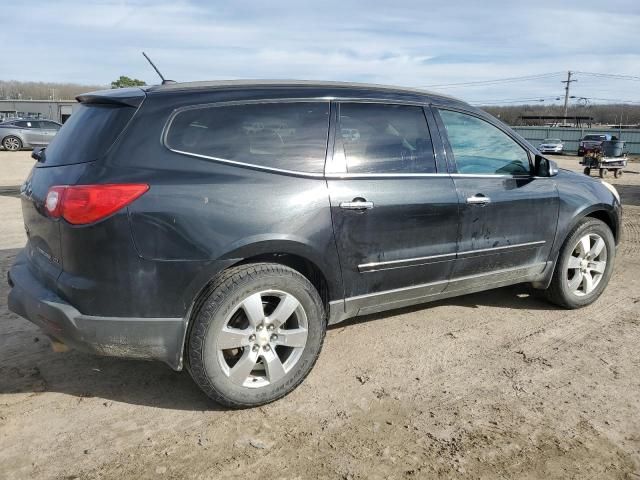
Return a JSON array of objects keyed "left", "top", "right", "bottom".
[
  {"left": 545, "top": 218, "right": 615, "bottom": 308},
  {"left": 583, "top": 167, "right": 591, "bottom": 176},
  {"left": 2, "top": 136, "right": 22, "bottom": 151},
  {"left": 599, "top": 168, "right": 608, "bottom": 178},
  {"left": 614, "top": 169, "right": 623, "bottom": 178},
  {"left": 187, "top": 263, "right": 326, "bottom": 408}
]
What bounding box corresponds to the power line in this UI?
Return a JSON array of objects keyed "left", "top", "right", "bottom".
[
  {"left": 471, "top": 95, "right": 640, "bottom": 106},
  {"left": 469, "top": 96, "right": 559, "bottom": 105},
  {"left": 417, "top": 70, "right": 639, "bottom": 91},
  {"left": 583, "top": 97, "right": 640, "bottom": 104},
  {"left": 419, "top": 72, "right": 564, "bottom": 89},
  {"left": 573, "top": 71, "right": 640, "bottom": 82}
]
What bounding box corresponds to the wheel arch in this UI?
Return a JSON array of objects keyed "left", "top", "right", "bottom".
[
  {"left": 535, "top": 204, "right": 619, "bottom": 290},
  {"left": 584, "top": 208, "right": 618, "bottom": 243},
  {"left": 558, "top": 204, "right": 619, "bottom": 249},
  {"left": 177, "top": 239, "right": 343, "bottom": 371}
]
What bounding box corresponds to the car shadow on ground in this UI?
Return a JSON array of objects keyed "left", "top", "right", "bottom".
[
  {"left": 330, "top": 283, "right": 561, "bottom": 330},
  {"left": 1, "top": 244, "right": 562, "bottom": 411},
  {"left": 0, "top": 247, "right": 221, "bottom": 411},
  {"left": 0, "top": 185, "right": 21, "bottom": 198},
  {"left": 616, "top": 184, "right": 640, "bottom": 207}
]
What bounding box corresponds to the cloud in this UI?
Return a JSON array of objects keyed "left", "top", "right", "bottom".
[{"left": 3, "top": 0, "right": 640, "bottom": 103}]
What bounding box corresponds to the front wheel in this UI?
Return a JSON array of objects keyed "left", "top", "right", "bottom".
[
  {"left": 599, "top": 168, "right": 608, "bottom": 178},
  {"left": 545, "top": 218, "right": 615, "bottom": 308},
  {"left": 187, "top": 263, "right": 326, "bottom": 408},
  {"left": 583, "top": 167, "right": 591, "bottom": 176},
  {"left": 614, "top": 169, "right": 623, "bottom": 178}
]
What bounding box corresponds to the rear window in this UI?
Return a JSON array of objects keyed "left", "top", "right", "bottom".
[
  {"left": 583, "top": 135, "right": 606, "bottom": 141},
  {"left": 166, "top": 102, "right": 330, "bottom": 173},
  {"left": 42, "top": 104, "right": 136, "bottom": 166}
]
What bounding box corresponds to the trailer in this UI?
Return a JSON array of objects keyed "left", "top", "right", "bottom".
[{"left": 580, "top": 140, "right": 627, "bottom": 178}]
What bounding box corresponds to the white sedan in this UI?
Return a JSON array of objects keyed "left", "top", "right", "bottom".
[{"left": 538, "top": 138, "right": 564, "bottom": 154}]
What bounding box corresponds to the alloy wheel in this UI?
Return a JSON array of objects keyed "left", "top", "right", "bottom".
[
  {"left": 566, "top": 233, "right": 607, "bottom": 296},
  {"left": 214, "top": 290, "right": 308, "bottom": 388},
  {"left": 3, "top": 137, "right": 20, "bottom": 151}
]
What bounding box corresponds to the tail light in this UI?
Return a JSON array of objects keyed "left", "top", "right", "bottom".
[{"left": 45, "top": 184, "right": 149, "bottom": 225}]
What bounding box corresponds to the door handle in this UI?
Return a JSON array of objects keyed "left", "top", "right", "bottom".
[
  {"left": 340, "top": 199, "right": 374, "bottom": 210},
  {"left": 466, "top": 194, "right": 491, "bottom": 205}
]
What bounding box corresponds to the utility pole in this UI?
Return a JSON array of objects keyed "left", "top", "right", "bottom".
[{"left": 561, "top": 71, "right": 577, "bottom": 125}]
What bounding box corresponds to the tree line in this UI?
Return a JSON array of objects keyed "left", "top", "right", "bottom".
[
  {"left": 482, "top": 103, "right": 640, "bottom": 126},
  {"left": 0, "top": 80, "right": 106, "bottom": 101},
  {"left": 2, "top": 79, "right": 638, "bottom": 126},
  {"left": 0, "top": 76, "right": 147, "bottom": 101}
]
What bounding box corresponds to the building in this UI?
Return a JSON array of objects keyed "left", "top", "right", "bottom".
[{"left": 0, "top": 99, "right": 79, "bottom": 124}]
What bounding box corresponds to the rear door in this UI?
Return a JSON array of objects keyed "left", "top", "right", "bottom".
[
  {"left": 433, "top": 107, "right": 559, "bottom": 282},
  {"left": 39, "top": 121, "right": 61, "bottom": 145},
  {"left": 326, "top": 102, "right": 459, "bottom": 312}
]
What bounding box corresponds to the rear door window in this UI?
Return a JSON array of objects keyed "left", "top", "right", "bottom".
[
  {"left": 41, "top": 121, "right": 61, "bottom": 130},
  {"left": 42, "top": 104, "right": 136, "bottom": 166},
  {"left": 166, "top": 102, "right": 330, "bottom": 174},
  {"left": 337, "top": 103, "right": 436, "bottom": 174}
]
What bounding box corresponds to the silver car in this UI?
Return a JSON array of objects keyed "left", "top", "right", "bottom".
[
  {"left": 0, "top": 119, "right": 62, "bottom": 151},
  {"left": 538, "top": 138, "right": 564, "bottom": 154}
]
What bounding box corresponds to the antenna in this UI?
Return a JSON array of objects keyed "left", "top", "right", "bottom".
[{"left": 142, "top": 52, "right": 176, "bottom": 85}]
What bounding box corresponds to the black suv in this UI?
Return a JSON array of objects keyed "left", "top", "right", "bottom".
[{"left": 8, "top": 81, "right": 622, "bottom": 407}]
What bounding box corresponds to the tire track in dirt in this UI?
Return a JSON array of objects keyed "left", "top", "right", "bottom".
[{"left": 621, "top": 215, "right": 640, "bottom": 258}]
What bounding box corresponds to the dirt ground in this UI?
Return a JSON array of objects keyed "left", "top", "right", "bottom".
[{"left": 1, "top": 151, "right": 639, "bottom": 479}]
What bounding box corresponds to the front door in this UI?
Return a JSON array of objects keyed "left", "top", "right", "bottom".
[
  {"left": 434, "top": 107, "right": 559, "bottom": 285},
  {"left": 327, "top": 102, "right": 459, "bottom": 314},
  {"left": 16, "top": 120, "right": 44, "bottom": 145}
]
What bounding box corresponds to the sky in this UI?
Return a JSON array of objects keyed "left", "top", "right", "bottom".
[{"left": 3, "top": 0, "right": 640, "bottom": 105}]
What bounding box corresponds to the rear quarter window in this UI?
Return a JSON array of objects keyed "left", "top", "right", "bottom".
[
  {"left": 165, "top": 102, "right": 330, "bottom": 174},
  {"left": 42, "top": 104, "right": 136, "bottom": 166}
]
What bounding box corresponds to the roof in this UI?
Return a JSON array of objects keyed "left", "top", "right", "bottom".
[{"left": 146, "top": 79, "right": 456, "bottom": 101}]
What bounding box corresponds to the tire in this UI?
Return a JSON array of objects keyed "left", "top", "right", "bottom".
[
  {"left": 187, "top": 263, "right": 326, "bottom": 408},
  {"left": 545, "top": 218, "right": 615, "bottom": 309},
  {"left": 614, "top": 169, "right": 623, "bottom": 178},
  {"left": 583, "top": 167, "right": 591, "bottom": 176},
  {"left": 2, "top": 136, "right": 22, "bottom": 151},
  {"left": 599, "top": 168, "right": 608, "bottom": 178}
]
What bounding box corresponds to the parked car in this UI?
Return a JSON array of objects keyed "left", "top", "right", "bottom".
[
  {"left": 0, "top": 119, "right": 62, "bottom": 151},
  {"left": 538, "top": 138, "right": 564, "bottom": 154},
  {"left": 578, "top": 133, "right": 615, "bottom": 156},
  {"left": 8, "top": 81, "right": 622, "bottom": 407}
]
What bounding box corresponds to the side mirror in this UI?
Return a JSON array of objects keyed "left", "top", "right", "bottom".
[
  {"left": 535, "top": 155, "right": 558, "bottom": 177},
  {"left": 31, "top": 147, "right": 45, "bottom": 162}
]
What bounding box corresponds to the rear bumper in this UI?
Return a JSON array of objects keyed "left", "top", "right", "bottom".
[{"left": 7, "top": 251, "right": 185, "bottom": 370}]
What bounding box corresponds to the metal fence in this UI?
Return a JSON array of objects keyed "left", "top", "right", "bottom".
[{"left": 511, "top": 126, "right": 640, "bottom": 154}]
